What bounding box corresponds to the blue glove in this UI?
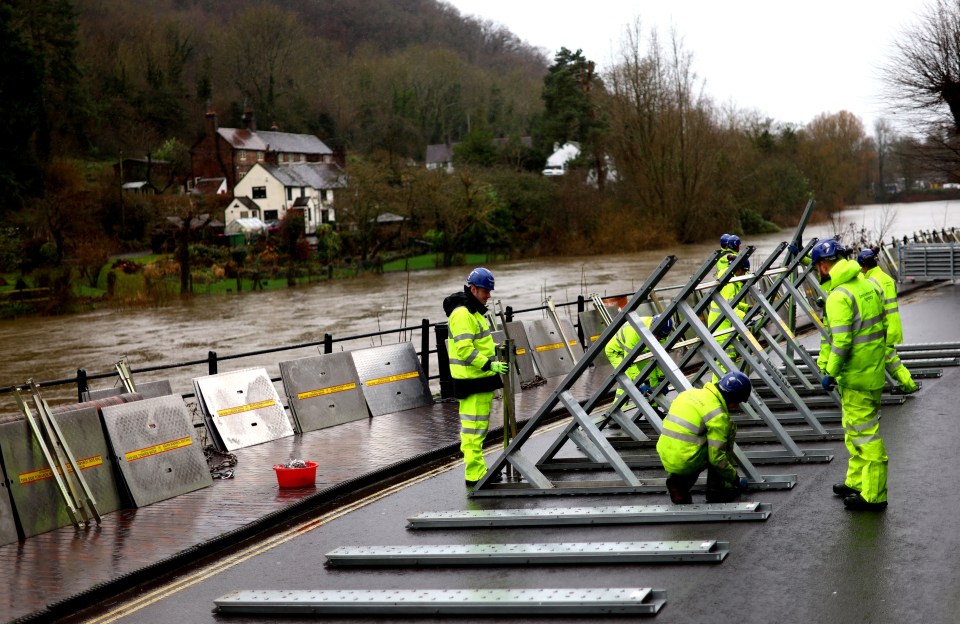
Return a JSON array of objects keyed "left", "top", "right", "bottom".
[
  {"left": 638, "top": 384, "right": 652, "bottom": 396},
  {"left": 787, "top": 243, "right": 800, "bottom": 256},
  {"left": 815, "top": 297, "right": 825, "bottom": 309},
  {"left": 489, "top": 361, "right": 509, "bottom": 375},
  {"left": 821, "top": 375, "right": 836, "bottom": 391},
  {"left": 739, "top": 477, "right": 749, "bottom": 490}
]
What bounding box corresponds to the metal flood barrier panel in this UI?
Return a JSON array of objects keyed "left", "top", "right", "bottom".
[
  {"left": 350, "top": 343, "right": 433, "bottom": 417},
  {"left": 279, "top": 353, "right": 368, "bottom": 432},
  {"left": 0, "top": 481, "right": 15, "bottom": 545},
  {"left": 194, "top": 368, "right": 294, "bottom": 452},
  {"left": 407, "top": 502, "right": 772, "bottom": 529},
  {"left": 326, "top": 540, "right": 729, "bottom": 566},
  {"left": 0, "top": 407, "right": 121, "bottom": 538},
  {"left": 524, "top": 318, "right": 579, "bottom": 378},
  {"left": 504, "top": 321, "right": 539, "bottom": 385},
  {"left": 84, "top": 380, "right": 174, "bottom": 402},
  {"left": 899, "top": 243, "right": 960, "bottom": 280},
  {"left": 101, "top": 395, "right": 212, "bottom": 507},
  {"left": 214, "top": 587, "right": 667, "bottom": 616}
]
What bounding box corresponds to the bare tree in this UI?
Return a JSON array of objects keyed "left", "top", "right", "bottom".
[
  {"left": 883, "top": 0, "right": 960, "bottom": 132},
  {"left": 874, "top": 118, "right": 896, "bottom": 197}
]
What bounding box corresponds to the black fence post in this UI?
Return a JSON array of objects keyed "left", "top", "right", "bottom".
[
  {"left": 208, "top": 350, "right": 218, "bottom": 375},
  {"left": 323, "top": 333, "right": 333, "bottom": 354},
  {"left": 420, "top": 319, "right": 430, "bottom": 381},
  {"left": 505, "top": 305, "right": 514, "bottom": 323},
  {"left": 576, "top": 295, "right": 586, "bottom": 347},
  {"left": 77, "top": 368, "right": 87, "bottom": 403},
  {"left": 434, "top": 322, "right": 454, "bottom": 399}
]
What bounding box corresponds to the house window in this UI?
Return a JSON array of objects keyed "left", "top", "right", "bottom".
[
  {"left": 286, "top": 187, "right": 293, "bottom": 201},
  {"left": 252, "top": 186, "right": 266, "bottom": 199},
  {"left": 321, "top": 209, "right": 330, "bottom": 224},
  {"left": 281, "top": 153, "right": 288, "bottom": 163},
  {"left": 321, "top": 190, "right": 329, "bottom": 202},
  {"left": 237, "top": 150, "right": 247, "bottom": 162},
  {"left": 265, "top": 210, "right": 279, "bottom": 221},
  {"left": 300, "top": 187, "right": 306, "bottom": 197},
  {"left": 240, "top": 210, "right": 249, "bottom": 218},
  {"left": 257, "top": 152, "right": 264, "bottom": 162}
]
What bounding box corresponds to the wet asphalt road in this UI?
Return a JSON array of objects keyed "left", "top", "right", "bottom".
[{"left": 70, "top": 284, "right": 960, "bottom": 624}]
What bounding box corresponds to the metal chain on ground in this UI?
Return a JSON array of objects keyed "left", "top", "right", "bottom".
[
  {"left": 520, "top": 374, "right": 548, "bottom": 390},
  {"left": 205, "top": 446, "right": 237, "bottom": 479}
]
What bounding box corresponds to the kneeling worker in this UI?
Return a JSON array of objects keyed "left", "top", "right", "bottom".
[
  {"left": 656, "top": 371, "right": 752, "bottom": 504},
  {"left": 443, "top": 267, "right": 508, "bottom": 486}
]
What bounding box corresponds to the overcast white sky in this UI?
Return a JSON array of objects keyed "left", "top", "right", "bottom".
[{"left": 443, "top": 0, "right": 934, "bottom": 135}]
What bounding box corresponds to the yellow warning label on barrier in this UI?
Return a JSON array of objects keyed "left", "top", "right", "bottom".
[
  {"left": 124, "top": 436, "right": 194, "bottom": 462},
  {"left": 217, "top": 399, "right": 276, "bottom": 417},
  {"left": 516, "top": 348, "right": 527, "bottom": 356},
  {"left": 590, "top": 334, "right": 600, "bottom": 342},
  {"left": 535, "top": 340, "right": 578, "bottom": 353},
  {"left": 297, "top": 382, "right": 357, "bottom": 400},
  {"left": 18, "top": 454, "right": 103, "bottom": 485},
  {"left": 365, "top": 371, "right": 418, "bottom": 386}
]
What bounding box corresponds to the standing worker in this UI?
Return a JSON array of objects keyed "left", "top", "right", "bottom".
[
  {"left": 716, "top": 234, "right": 742, "bottom": 277},
  {"left": 656, "top": 371, "right": 752, "bottom": 504},
  {"left": 707, "top": 258, "right": 752, "bottom": 380},
  {"left": 811, "top": 239, "right": 890, "bottom": 511},
  {"left": 857, "top": 247, "right": 919, "bottom": 394},
  {"left": 442, "top": 267, "right": 508, "bottom": 486},
  {"left": 604, "top": 314, "right": 674, "bottom": 401}
]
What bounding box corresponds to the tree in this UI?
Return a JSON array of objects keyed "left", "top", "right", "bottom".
[
  {"left": 797, "top": 111, "right": 871, "bottom": 212},
  {"left": 883, "top": 0, "right": 960, "bottom": 132},
  {"left": 874, "top": 118, "right": 896, "bottom": 198},
  {"left": 540, "top": 48, "right": 609, "bottom": 188}
]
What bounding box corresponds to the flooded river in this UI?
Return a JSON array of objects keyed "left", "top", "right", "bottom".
[{"left": 1, "top": 199, "right": 957, "bottom": 408}]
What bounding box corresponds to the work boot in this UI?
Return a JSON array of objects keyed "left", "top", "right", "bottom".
[
  {"left": 843, "top": 493, "right": 888, "bottom": 511},
  {"left": 832, "top": 483, "right": 859, "bottom": 498},
  {"left": 665, "top": 477, "right": 692, "bottom": 505},
  {"left": 465, "top": 472, "right": 503, "bottom": 487}
]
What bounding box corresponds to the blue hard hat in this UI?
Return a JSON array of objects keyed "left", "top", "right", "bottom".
[
  {"left": 720, "top": 233, "right": 732, "bottom": 249},
  {"left": 466, "top": 267, "right": 495, "bottom": 290},
  {"left": 857, "top": 248, "right": 879, "bottom": 267},
  {"left": 717, "top": 371, "right": 752, "bottom": 405},
  {"left": 727, "top": 235, "right": 741, "bottom": 251},
  {"left": 810, "top": 239, "right": 844, "bottom": 264},
  {"left": 651, "top": 314, "right": 673, "bottom": 340}
]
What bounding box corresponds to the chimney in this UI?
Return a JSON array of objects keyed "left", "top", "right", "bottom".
[
  {"left": 205, "top": 111, "right": 218, "bottom": 137},
  {"left": 242, "top": 108, "right": 256, "bottom": 131}
]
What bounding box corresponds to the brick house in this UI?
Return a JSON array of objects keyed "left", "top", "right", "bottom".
[{"left": 190, "top": 109, "right": 337, "bottom": 193}]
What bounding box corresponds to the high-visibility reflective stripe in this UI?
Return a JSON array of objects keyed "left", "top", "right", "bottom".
[
  {"left": 450, "top": 332, "right": 474, "bottom": 341},
  {"left": 849, "top": 416, "right": 880, "bottom": 433},
  {"left": 715, "top": 459, "right": 730, "bottom": 469},
  {"left": 851, "top": 330, "right": 885, "bottom": 345},
  {"left": 832, "top": 324, "right": 853, "bottom": 333},
  {"left": 851, "top": 433, "right": 881, "bottom": 447},
  {"left": 459, "top": 413, "right": 489, "bottom": 422},
  {"left": 707, "top": 438, "right": 726, "bottom": 448},
  {"left": 477, "top": 328, "right": 492, "bottom": 339},
  {"left": 464, "top": 350, "right": 480, "bottom": 366},
  {"left": 883, "top": 297, "right": 897, "bottom": 305},
  {"left": 660, "top": 428, "right": 706, "bottom": 445},
  {"left": 832, "top": 287, "right": 860, "bottom": 323},
  {"left": 701, "top": 407, "right": 724, "bottom": 423},
  {"left": 461, "top": 427, "right": 488, "bottom": 436},
  {"left": 832, "top": 345, "right": 850, "bottom": 357},
  {"left": 664, "top": 413, "right": 703, "bottom": 434},
  {"left": 858, "top": 315, "right": 883, "bottom": 330}
]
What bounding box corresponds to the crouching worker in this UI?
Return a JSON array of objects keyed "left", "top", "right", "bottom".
[
  {"left": 442, "top": 267, "right": 508, "bottom": 487},
  {"left": 603, "top": 313, "right": 674, "bottom": 404},
  {"left": 656, "top": 371, "right": 752, "bottom": 504}
]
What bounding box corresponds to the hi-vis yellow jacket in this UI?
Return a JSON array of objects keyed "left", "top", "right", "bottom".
[
  {"left": 817, "top": 259, "right": 888, "bottom": 390},
  {"left": 656, "top": 382, "right": 737, "bottom": 483},
  {"left": 442, "top": 288, "right": 502, "bottom": 399},
  {"left": 864, "top": 265, "right": 902, "bottom": 345}
]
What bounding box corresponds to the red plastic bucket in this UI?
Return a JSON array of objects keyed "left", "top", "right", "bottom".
[{"left": 273, "top": 461, "right": 318, "bottom": 487}]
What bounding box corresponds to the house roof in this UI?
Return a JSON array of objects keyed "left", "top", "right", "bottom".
[
  {"left": 260, "top": 162, "right": 347, "bottom": 190},
  {"left": 231, "top": 196, "right": 260, "bottom": 211},
  {"left": 192, "top": 177, "right": 227, "bottom": 196},
  {"left": 217, "top": 128, "right": 332, "bottom": 155},
  {"left": 545, "top": 142, "right": 581, "bottom": 167}
]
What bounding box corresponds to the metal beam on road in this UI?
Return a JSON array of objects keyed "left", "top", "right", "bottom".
[
  {"left": 407, "top": 502, "right": 772, "bottom": 529},
  {"left": 325, "top": 540, "right": 730, "bottom": 566},
  {"left": 214, "top": 588, "right": 668, "bottom": 616}
]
